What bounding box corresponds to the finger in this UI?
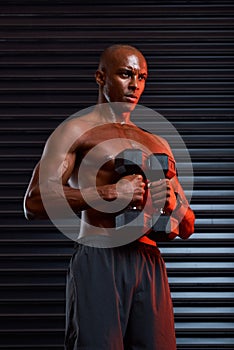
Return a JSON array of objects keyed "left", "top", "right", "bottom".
[
  {"left": 151, "top": 180, "right": 172, "bottom": 195},
  {"left": 135, "top": 187, "right": 145, "bottom": 195},
  {"left": 149, "top": 179, "right": 168, "bottom": 189},
  {"left": 135, "top": 174, "right": 143, "bottom": 180},
  {"left": 150, "top": 185, "right": 168, "bottom": 196}
]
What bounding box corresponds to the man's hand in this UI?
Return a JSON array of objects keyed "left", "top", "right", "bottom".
[
  {"left": 116, "top": 174, "right": 145, "bottom": 207},
  {"left": 148, "top": 178, "right": 177, "bottom": 214}
]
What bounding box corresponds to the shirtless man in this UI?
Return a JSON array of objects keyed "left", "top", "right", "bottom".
[{"left": 24, "top": 44, "right": 195, "bottom": 350}]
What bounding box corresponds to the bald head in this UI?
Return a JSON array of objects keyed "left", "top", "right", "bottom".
[
  {"left": 98, "top": 44, "right": 147, "bottom": 72},
  {"left": 95, "top": 44, "right": 148, "bottom": 107}
]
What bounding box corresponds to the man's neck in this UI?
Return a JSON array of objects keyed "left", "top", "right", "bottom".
[{"left": 95, "top": 102, "right": 134, "bottom": 125}]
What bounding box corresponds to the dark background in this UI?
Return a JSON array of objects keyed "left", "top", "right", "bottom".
[{"left": 0, "top": 1, "right": 233, "bottom": 349}]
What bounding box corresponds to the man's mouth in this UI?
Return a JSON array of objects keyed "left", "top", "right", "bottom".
[{"left": 124, "top": 95, "right": 138, "bottom": 103}]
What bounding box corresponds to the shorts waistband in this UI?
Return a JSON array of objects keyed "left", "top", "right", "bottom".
[{"left": 138, "top": 235, "right": 157, "bottom": 246}]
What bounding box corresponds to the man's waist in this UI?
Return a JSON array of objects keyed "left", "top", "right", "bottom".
[{"left": 138, "top": 235, "right": 157, "bottom": 246}]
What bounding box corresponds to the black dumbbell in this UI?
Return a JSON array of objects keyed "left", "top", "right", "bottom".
[
  {"left": 114, "top": 149, "right": 179, "bottom": 241},
  {"left": 115, "top": 149, "right": 147, "bottom": 229},
  {"left": 146, "top": 153, "right": 179, "bottom": 241}
]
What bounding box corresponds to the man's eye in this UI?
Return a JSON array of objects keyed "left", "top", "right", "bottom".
[
  {"left": 139, "top": 75, "right": 146, "bottom": 81},
  {"left": 121, "top": 71, "right": 131, "bottom": 78}
]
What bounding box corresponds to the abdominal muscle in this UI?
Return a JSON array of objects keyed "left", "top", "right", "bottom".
[{"left": 78, "top": 208, "right": 156, "bottom": 247}]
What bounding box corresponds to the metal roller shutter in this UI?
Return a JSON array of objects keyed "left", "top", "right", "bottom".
[{"left": 0, "top": 1, "right": 233, "bottom": 349}]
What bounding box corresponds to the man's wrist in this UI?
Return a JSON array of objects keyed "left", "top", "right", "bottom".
[
  {"left": 175, "top": 192, "right": 183, "bottom": 210},
  {"left": 97, "top": 184, "right": 118, "bottom": 202},
  {"left": 173, "top": 192, "right": 188, "bottom": 218}
]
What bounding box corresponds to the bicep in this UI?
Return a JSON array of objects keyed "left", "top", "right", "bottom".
[
  {"left": 32, "top": 121, "right": 78, "bottom": 190},
  {"left": 39, "top": 138, "right": 76, "bottom": 187}
]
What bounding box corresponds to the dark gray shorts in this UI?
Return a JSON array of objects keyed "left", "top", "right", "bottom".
[{"left": 64, "top": 241, "right": 176, "bottom": 350}]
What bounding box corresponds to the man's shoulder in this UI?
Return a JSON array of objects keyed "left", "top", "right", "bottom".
[
  {"left": 138, "top": 126, "right": 173, "bottom": 157},
  {"left": 139, "top": 126, "right": 169, "bottom": 143},
  {"left": 58, "top": 111, "right": 98, "bottom": 136}
]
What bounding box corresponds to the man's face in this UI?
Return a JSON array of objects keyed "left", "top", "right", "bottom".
[{"left": 102, "top": 48, "right": 148, "bottom": 111}]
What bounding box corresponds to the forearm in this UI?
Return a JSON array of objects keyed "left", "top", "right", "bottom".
[
  {"left": 64, "top": 183, "right": 118, "bottom": 212},
  {"left": 24, "top": 183, "right": 118, "bottom": 220},
  {"left": 173, "top": 204, "right": 195, "bottom": 239},
  {"left": 24, "top": 190, "right": 49, "bottom": 220},
  {"left": 168, "top": 177, "right": 195, "bottom": 239}
]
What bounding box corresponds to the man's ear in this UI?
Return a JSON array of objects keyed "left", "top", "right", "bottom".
[{"left": 95, "top": 69, "right": 106, "bottom": 86}]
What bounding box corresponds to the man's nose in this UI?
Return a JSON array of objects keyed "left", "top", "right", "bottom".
[{"left": 129, "top": 76, "right": 139, "bottom": 90}]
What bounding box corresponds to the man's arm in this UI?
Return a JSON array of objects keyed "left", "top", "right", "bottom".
[
  {"left": 23, "top": 120, "right": 116, "bottom": 220},
  {"left": 148, "top": 135, "right": 195, "bottom": 239},
  {"left": 24, "top": 120, "right": 145, "bottom": 220},
  {"left": 171, "top": 178, "right": 195, "bottom": 239},
  {"left": 148, "top": 177, "right": 195, "bottom": 239}
]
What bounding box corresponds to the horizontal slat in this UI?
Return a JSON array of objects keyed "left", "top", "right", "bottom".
[
  {"left": 0, "top": 3, "right": 234, "bottom": 16},
  {"left": 1, "top": 42, "right": 234, "bottom": 55},
  {"left": 0, "top": 17, "right": 234, "bottom": 28},
  {"left": 1, "top": 30, "right": 234, "bottom": 41}
]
